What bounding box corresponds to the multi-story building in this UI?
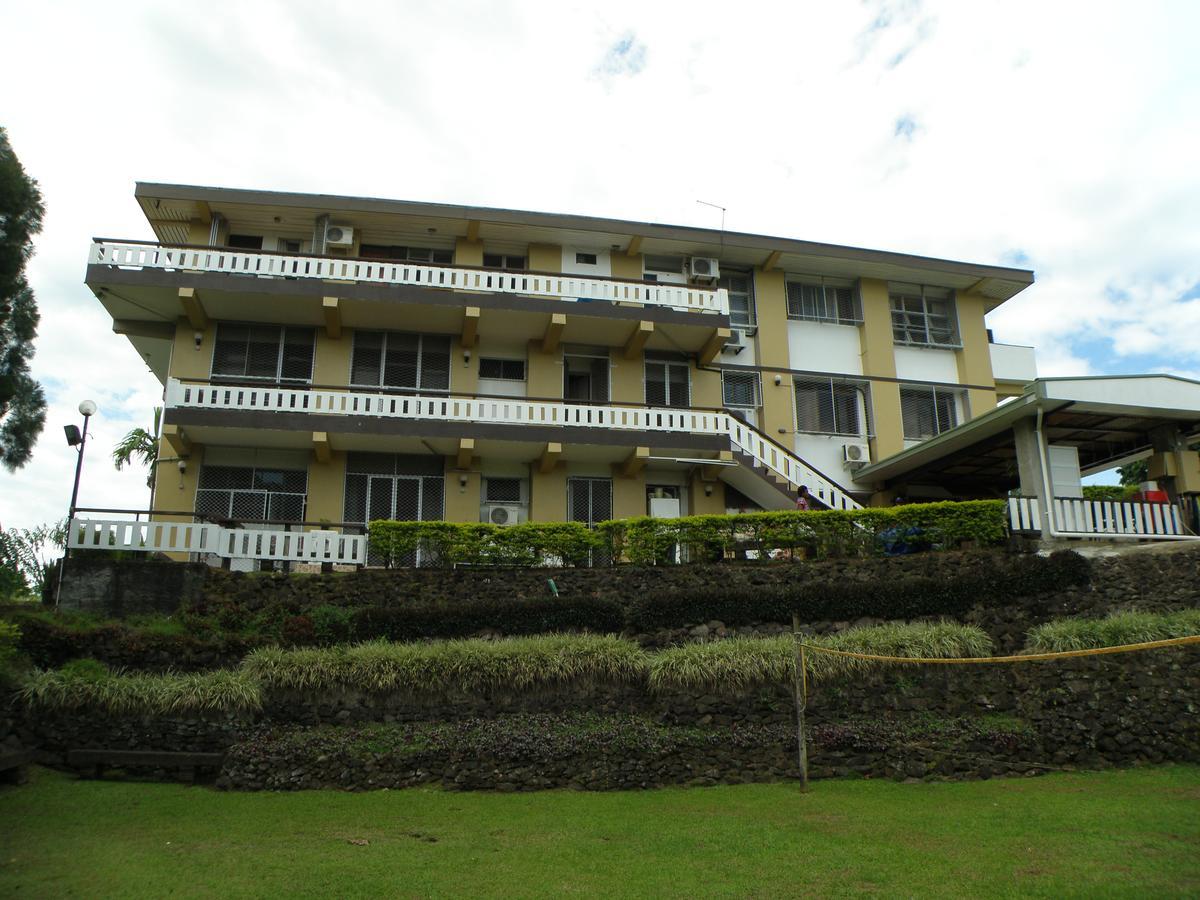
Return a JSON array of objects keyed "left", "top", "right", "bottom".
[{"left": 82, "top": 183, "right": 1042, "bottom": 563}]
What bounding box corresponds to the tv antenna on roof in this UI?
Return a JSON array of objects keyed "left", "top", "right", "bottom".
[{"left": 696, "top": 199, "right": 726, "bottom": 232}]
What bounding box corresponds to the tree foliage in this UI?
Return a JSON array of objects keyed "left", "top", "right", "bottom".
[
  {"left": 1117, "top": 459, "right": 1149, "bottom": 486},
  {"left": 0, "top": 521, "right": 65, "bottom": 599},
  {"left": 0, "top": 126, "right": 47, "bottom": 470},
  {"left": 112, "top": 407, "right": 161, "bottom": 481}
]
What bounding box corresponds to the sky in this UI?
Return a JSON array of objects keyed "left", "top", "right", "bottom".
[{"left": 1, "top": 0, "right": 1198, "bottom": 531}]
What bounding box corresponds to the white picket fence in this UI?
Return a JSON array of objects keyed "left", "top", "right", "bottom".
[
  {"left": 167, "top": 379, "right": 863, "bottom": 511},
  {"left": 68, "top": 518, "right": 368, "bottom": 564},
  {"left": 1007, "top": 496, "right": 1192, "bottom": 539},
  {"left": 89, "top": 240, "right": 729, "bottom": 316}
]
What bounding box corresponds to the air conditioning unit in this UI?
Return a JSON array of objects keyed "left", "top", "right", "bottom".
[
  {"left": 484, "top": 503, "right": 524, "bottom": 526},
  {"left": 842, "top": 442, "right": 871, "bottom": 470},
  {"left": 688, "top": 257, "right": 720, "bottom": 282},
  {"left": 325, "top": 224, "right": 355, "bottom": 247},
  {"left": 721, "top": 329, "right": 745, "bottom": 355}
]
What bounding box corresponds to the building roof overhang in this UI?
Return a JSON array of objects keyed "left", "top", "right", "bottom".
[{"left": 133, "top": 182, "right": 1035, "bottom": 309}]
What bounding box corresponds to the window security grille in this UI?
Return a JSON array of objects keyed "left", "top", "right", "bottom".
[
  {"left": 785, "top": 282, "right": 861, "bottom": 325},
  {"left": 722, "top": 370, "right": 760, "bottom": 408},
  {"left": 568, "top": 477, "right": 612, "bottom": 566},
  {"left": 484, "top": 477, "right": 523, "bottom": 503},
  {"left": 211, "top": 324, "right": 315, "bottom": 382},
  {"left": 478, "top": 358, "right": 526, "bottom": 381},
  {"left": 194, "top": 466, "right": 307, "bottom": 523},
  {"left": 343, "top": 453, "right": 445, "bottom": 566},
  {"left": 227, "top": 234, "right": 264, "bottom": 250},
  {"left": 575, "top": 252, "right": 598, "bottom": 265},
  {"left": 644, "top": 360, "right": 690, "bottom": 408},
  {"left": 900, "top": 385, "right": 962, "bottom": 440},
  {"left": 793, "top": 377, "right": 870, "bottom": 436},
  {"left": 890, "top": 286, "right": 958, "bottom": 347},
  {"left": 719, "top": 271, "right": 755, "bottom": 327},
  {"left": 359, "top": 245, "right": 453, "bottom": 264},
  {"left": 482, "top": 253, "right": 527, "bottom": 270},
  {"left": 350, "top": 332, "right": 451, "bottom": 392}
]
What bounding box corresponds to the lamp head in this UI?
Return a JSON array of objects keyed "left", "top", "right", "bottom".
[{"left": 78, "top": 400, "right": 98, "bottom": 417}]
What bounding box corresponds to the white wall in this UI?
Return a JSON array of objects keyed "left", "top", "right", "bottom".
[
  {"left": 792, "top": 434, "right": 872, "bottom": 489},
  {"left": 562, "top": 246, "right": 612, "bottom": 277},
  {"left": 786, "top": 321, "right": 863, "bottom": 375},
  {"left": 894, "top": 346, "right": 960, "bottom": 384}
]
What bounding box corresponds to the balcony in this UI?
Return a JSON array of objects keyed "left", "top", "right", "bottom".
[
  {"left": 164, "top": 378, "right": 864, "bottom": 513},
  {"left": 989, "top": 341, "right": 1037, "bottom": 385},
  {"left": 88, "top": 240, "right": 729, "bottom": 317}
]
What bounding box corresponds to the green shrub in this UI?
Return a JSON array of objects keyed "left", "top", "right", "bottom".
[
  {"left": 0, "top": 619, "right": 22, "bottom": 686},
  {"left": 1025, "top": 609, "right": 1200, "bottom": 652},
  {"left": 309, "top": 605, "right": 355, "bottom": 644},
  {"left": 19, "top": 665, "right": 262, "bottom": 715},
  {"left": 368, "top": 520, "right": 599, "bottom": 568},
  {"left": 1081, "top": 484, "right": 1138, "bottom": 502},
  {"left": 648, "top": 622, "right": 992, "bottom": 692},
  {"left": 628, "top": 551, "right": 1091, "bottom": 630},
  {"left": 350, "top": 595, "right": 625, "bottom": 642},
  {"left": 242, "top": 633, "right": 650, "bottom": 695}
]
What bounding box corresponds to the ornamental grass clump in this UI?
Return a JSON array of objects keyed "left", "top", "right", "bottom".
[
  {"left": 649, "top": 622, "right": 992, "bottom": 692},
  {"left": 243, "top": 633, "right": 650, "bottom": 695},
  {"left": 1024, "top": 609, "right": 1200, "bottom": 653},
  {"left": 19, "top": 661, "right": 261, "bottom": 716}
]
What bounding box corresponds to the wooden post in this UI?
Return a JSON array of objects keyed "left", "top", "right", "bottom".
[{"left": 792, "top": 613, "right": 809, "bottom": 792}]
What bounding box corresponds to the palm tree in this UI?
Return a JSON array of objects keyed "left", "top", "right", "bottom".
[{"left": 112, "top": 407, "right": 162, "bottom": 508}]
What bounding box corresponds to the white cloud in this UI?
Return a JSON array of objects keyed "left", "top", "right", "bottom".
[{"left": 1, "top": 0, "right": 1198, "bottom": 530}]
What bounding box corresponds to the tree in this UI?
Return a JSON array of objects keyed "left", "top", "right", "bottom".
[
  {"left": 112, "top": 407, "right": 162, "bottom": 508},
  {"left": 1118, "top": 459, "right": 1149, "bottom": 486},
  {"left": 0, "top": 521, "right": 64, "bottom": 600},
  {"left": 0, "top": 127, "right": 47, "bottom": 471}
]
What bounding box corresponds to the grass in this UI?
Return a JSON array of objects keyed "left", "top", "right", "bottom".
[
  {"left": 1026, "top": 609, "right": 1200, "bottom": 652},
  {"left": 19, "top": 663, "right": 262, "bottom": 715},
  {"left": 1, "top": 766, "right": 1197, "bottom": 898}
]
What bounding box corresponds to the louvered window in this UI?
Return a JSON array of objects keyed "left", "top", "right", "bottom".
[
  {"left": 211, "top": 324, "right": 314, "bottom": 383},
  {"left": 359, "top": 244, "right": 453, "bottom": 264},
  {"left": 719, "top": 270, "right": 755, "bottom": 327},
  {"left": 351, "top": 331, "right": 451, "bottom": 392},
  {"left": 483, "top": 253, "right": 527, "bottom": 270},
  {"left": 478, "top": 358, "right": 526, "bottom": 380},
  {"left": 194, "top": 465, "right": 307, "bottom": 523},
  {"left": 900, "top": 385, "right": 963, "bottom": 440},
  {"left": 890, "top": 285, "right": 959, "bottom": 347},
  {"left": 644, "top": 358, "right": 690, "bottom": 408},
  {"left": 794, "top": 377, "right": 870, "bottom": 436},
  {"left": 484, "top": 477, "right": 523, "bottom": 503},
  {"left": 786, "top": 281, "right": 861, "bottom": 325},
  {"left": 722, "top": 371, "right": 760, "bottom": 408}
]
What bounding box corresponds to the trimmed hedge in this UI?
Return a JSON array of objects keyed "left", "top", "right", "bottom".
[
  {"left": 367, "top": 500, "right": 1010, "bottom": 568},
  {"left": 627, "top": 550, "right": 1091, "bottom": 631}
]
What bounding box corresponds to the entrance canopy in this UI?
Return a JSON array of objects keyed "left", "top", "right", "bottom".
[{"left": 858, "top": 376, "right": 1200, "bottom": 498}]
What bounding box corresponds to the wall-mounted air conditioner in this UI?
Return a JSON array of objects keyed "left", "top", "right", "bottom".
[
  {"left": 688, "top": 257, "right": 720, "bottom": 283},
  {"left": 842, "top": 442, "right": 871, "bottom": 469},
  {"left": 325, "top": 224, "right": 355, "bottom": 247},
  {"left": 721, "top": 329, "right": 745, "bottom": 355},
  {"left": 484, "top": 503, "right": 524, "bottom": 526}
]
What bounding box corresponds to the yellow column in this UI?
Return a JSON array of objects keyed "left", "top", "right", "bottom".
[
  {"left": 306, "top": 450, "right": 348, "bottom": 524},
  {"left": 312, "top": 330, "right": 352, "bottom": 385},
  {"left": 455, "top": 238, "right": 483, "bottom": 267},
  {"left": 753, "top": 268, "right": 793, "bottom": 438},
  {"left": 691, "top": 362, "right": 722, "bottom": 409},
  {"left": 688, "top": 475, "right": 725, "bottom": 515},
  {"left": 169, "top": 321, "right": 215, "bottom": 380},
  {"left": 954, "top": 291, "right": 997, "bottom": 418},
  {"left": 610, "top": 252, "right": 642, "bottom": 280},
  {"left": 527, "top": 343, "right": 562, "bottom": 398},
  {"left": 859, "top": 278, "right": 904, "bottom": 460},
  {"left": 531, "top": 466, "right": 568, "bottom": 521}
]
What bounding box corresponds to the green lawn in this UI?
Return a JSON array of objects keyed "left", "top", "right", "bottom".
[{"left": 2, "top": 767, "right": 1198, "bottom": 898}]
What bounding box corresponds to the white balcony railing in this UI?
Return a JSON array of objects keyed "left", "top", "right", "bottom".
[
  {"left": 89, "top": 240, "right": 729, "bottom": 317},
  {"left": 1007, "top": 496, "right": 1195, "bottom": 540},
  {"left": 68, "top": 517, "right": 369, "bottom": 564},
  {"left": 166, "top": 378, "right": 863, "bottom": 512}
]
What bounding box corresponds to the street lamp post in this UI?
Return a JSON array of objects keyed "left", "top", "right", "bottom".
[{"left": 56, "top": 400, "right": 98, "bottom": 605}]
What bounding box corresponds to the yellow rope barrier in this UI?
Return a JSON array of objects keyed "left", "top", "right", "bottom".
[{"left": 794, "top": 633, "right": 1200, "bottom": 666}]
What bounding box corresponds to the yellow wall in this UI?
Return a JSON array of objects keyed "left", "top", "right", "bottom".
[
  {"left": 688, "top": 474, "right": 725, "bottom": 515},
  {"left": 691, "top": 362, "right": 722, "bottom": 409},
  {"left": 312, "top": 328, "right": 352, "bottom": 385},
  {"left": 528, "top": 243, "right": 561, "bottom": 274},
  {"left": 306, "top": 449, "right": 348, "bottom": 524},
  {"left": 526, "top": 342, "right": 562, "bottom": 399},
  {"left": 610, "top": 349, "right": 643, "bottom": 404},
  {"left": 170, "top": 321, "right": 215, "bottom": 380},
  {"left": 752, "top": 268, "right": 793, "bottom": 438},
  {"left": 443, "top": 458, "right": 482, "bottom": 523},
  {"left": 954, "top": 291, "right": 998, "bottom": 418},
  {"left": 530, "top": 466, "right": 567, "bottom": 521},
  {"left": 611, "top": 470, "right": 645, "bottom": 519},
  {"left": 858, "top": 278, "right": 904, "bottom": 460},
  {"left": 455, "top": 238, "right": 483, "bottom": 267},
  {"left": 151, "top": 440, "right": 204, "bottom": 560},
  {"left": 609, "top": 252, "right": 642, "bottom": 280}
]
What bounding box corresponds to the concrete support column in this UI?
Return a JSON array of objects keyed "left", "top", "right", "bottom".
[{"left": 1012, "top": 417, "right": 1050, "bottom": 535}]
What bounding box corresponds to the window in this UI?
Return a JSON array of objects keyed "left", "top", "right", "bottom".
[
  {"left": 644, "top": 358, "right": 690, "bottom": 408},
  {"left": 277, "top": 238, "right": 302, "bottom": 253},
  {"left": 350, "top": 331, "right": 451, "bottom": 392},
  {"left": 786, "top": 281, "right": 861, "bottom": 325},
  {"left": 195, "top": 466, "right": 307, "bottom": 522},
  {"left": 643, "top": 255, "right": 683, "bottom": 276},
  {"left": 890, "top": 285, "right": 958, "bottom": 347},
  {"left": 359, "top": 244, "right": 453, "bottom": 265},
  {"left": 563, "top": 351, "right": 609, "bottom": 403},
  {"left": 211, "top": 324, "right": 314, "bottom": 383},
  {"left": 900, "top": 385, "right": 963, "bottom": 440},
  {"left": 484, "top": 477, "right": 523, "bottom": 503},
  {"left": 793, "top": 377, "right": 870, "bottom": 436},
  {"left": 568, "top": 477, "right": 613, "bottom": 526},
  {"left": 719, "top": 270, "right": 755, "bottom": 327},
  {"left": 478, "top": 358, "right": 526, "bottom": 381},
  {"left": 227, "top": 234, "right": 264, "bottom": 250},
  {"left": 575, "top": 252, "right": 598, "bottom": 265},
  {"left": 722, "top": 370, "right": 760, "bottom": 408},
  {"left": 482, "top": 253, "right": 526, "bottom": 270}
]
